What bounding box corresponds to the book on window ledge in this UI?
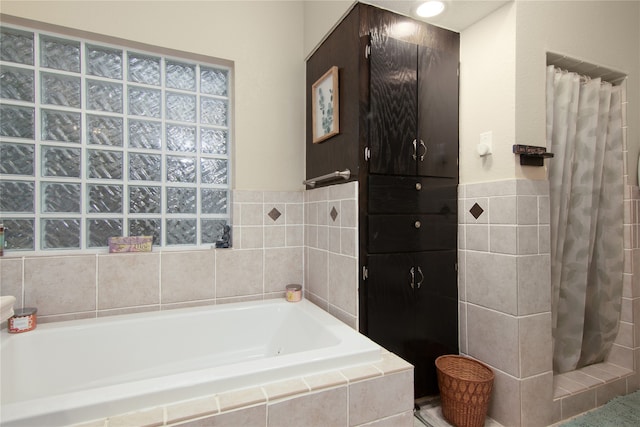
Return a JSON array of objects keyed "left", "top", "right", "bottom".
[{"left": 108, "top": 236, "right": 153, "bottom": 253}]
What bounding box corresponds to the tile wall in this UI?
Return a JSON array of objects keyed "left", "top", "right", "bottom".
[
  {"left": 0, "top": 190, "right": 305, "bottom": 322},
  {"left": 459, "top": 178, "right": 640, "bottom": 427},
  {"left": 304, "top": 181, "right": 360, "bottom": 329}
]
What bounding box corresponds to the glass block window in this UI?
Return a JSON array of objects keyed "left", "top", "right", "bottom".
[{"left": 0, "top": 24, "right": 232, "bottom": 252}]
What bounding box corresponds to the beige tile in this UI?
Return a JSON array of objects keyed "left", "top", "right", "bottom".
[
  {"left": 519, "top": 313, "right": 552, "bottom": 377},
  {"left": 328, "top": 226, "right": 341, "bottom": 253},
  {"left": 340, "top": 227, "right": 357, "bottom": 256},
  {"left": 305, "top": 224, "right": 317, "bottom": 247},
  {"left": 466, "top": 252, "right": 518, "bottom": 315},
  {"left": 517, "top": 225, "right": 539, "bottom": 254},
  {"left": 328, "top": 304, "right": 357, "bottom": 329},
  {"left": 521, "top": 372, "right": 554, "bottom": 427},
  {"left": 329, "top": 180, "right": 357, "bottom": 201},
  {"left": 264, "top": 226, "right": 286, "bottom": 248},
  {"left": 328, "top": 253, "right": 357, "bottom": 315},
  {"left": 317, "top": 225, "right": 328, "bottom": 250},
  {"left": 69, "top": 419, "right": 107, "bottom": 427},
  {"left": 489, "top": 196, "right": 516, "bottom": 224},
  {"left": 562, "top": 370, "right": 605, "bottom": 388},
  {"left": 166, "top": 396, "right": 218, "bottom": 424},
  {"left": 489, "top": 225, "right": 516, "bottom": 254},
  {"left": 97, "top": 253, "right": 159, "bottom": 310},
  {"left": 539, "top": 224, "right": 551, "bottom": 254},
  {"left": 467, "top": 224, "right": 489, "bottom": 252},
  {"left": 614, "top": 320, "right": 633, "bottom": 347},
  {"left": 517, "top": 255, "right": 551, "bottom": 315},
  {"left": 217, "top": 387, "right": 266, "bottom": 412},
  {"left": 594, "top": 361, "right": 633, "bottom": 378},
  {"left": 554, "top": 374, "right": 588, "bottom": 394},
  {"left": 467, "top": 305, "right": 519, "bottom": 376},
  {"left": 349, "top": 370, "right": 413, "bottom": 426},
  {"left": 517, "top": 195, "right": 538, "bottom": 225},
  {"left": 0, "top": 258, "right": 23, "bottom": 307},
  {"left": 161, "top": 250, "right": 215, "bottom": 304},
  {"left": 108, "top": 407, "right": 163, "bottom": 427},
  {"left": 307, "top": 248, "right": 328, "bottom": 300},
  {"left": 578, "top": 364, "right": 618, "bottom": 382},
  {"left": 341, "top": 364, "right": 382, "bottom": 382},
  {"left": 317, "top": 201, "right": 329, "bottom": 226},
  {"left": 267, "top": 386, "right": 347, "bottom": 427},
  {"left": 240, "top": 226, "right": 263, "bottom": 249},
  {"left": 304, "top": 370, "right": 348, "bottom": 391},
  {"left": 487, "top": 369, "right": 520, "bottom": 427},
  {"left": 359, "top": 410, "right": 414, "bottom": 426},
  {"left": 215, "top": 249, "right": 263, "bottom": 298},
  {"left": 264, "top": 203, "right": 285, "bottom": 226},
  {"left": 459, "top": 302, "right": 468, "bottom": 354},
  {"left": 264, "top": 247, "right": 303, "bottom": 293},
  {"left": 286, "top": 203, "right": 303, "bottom": 225},
  {"left": 596, "top": 377, "right": 627, "bottom": 406},
  {"left": 178, "top": 404, "right": 267, "bottom": 427},
  {"left": 285, "top": 225, "right": 303, "bottom": 247},
  {"left": 538, "top": 195, "right": 550, "bottom": 224},
  {"left": 240, "top": 203, "right": 263, "bottom": 226},
  {"left": 340, "top": 199, "right": 358, "bottom": 227},
  {"left": 560, "top": 389, "right": 596, "bottom": 421},
  {"left": 372, "top": 351, "right": 413, "bottom": 375},
  {"left": 262, "top": 378, "right": 309, "bottom": 401},
  {"left": 25, "top": 255, "right": 96, "bottom": 315}
]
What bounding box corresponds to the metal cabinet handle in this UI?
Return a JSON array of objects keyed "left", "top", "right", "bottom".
[
  {"left": 414, "top": 220, "right": 421, "bottom": 229},
  {"left": 416, "top": 266, "right": 424, "bottom": 289},
  {"left": 415, "top": 182, "right": 422, "bottom": 191},
  {"left": 409, "top": 266, "right": 415, "bottom": 289},
  {"left": 412, "top": 139, "right": 418, "bottom": 160},
  {"left": 418, "top": 140, "right": 427, "bottom": 161}
]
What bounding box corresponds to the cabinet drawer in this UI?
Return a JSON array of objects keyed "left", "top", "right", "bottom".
[
  {"left": 368, "top": 214, "right": 456, "bottom": 253},
  {"left": 368, "top": 175, "right": 456, "bottom": 214}
]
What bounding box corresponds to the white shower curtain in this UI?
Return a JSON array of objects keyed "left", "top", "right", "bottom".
[{"left": 547, "top": 65, "right": 624, "bottom": 374}]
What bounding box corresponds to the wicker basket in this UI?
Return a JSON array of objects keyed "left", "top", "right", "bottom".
[{"left": 435, "top": 355, "right": 495, "bottom": 427}]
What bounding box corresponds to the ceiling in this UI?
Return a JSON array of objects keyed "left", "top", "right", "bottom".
[{"left": 363, "top": 0, "right": 512, "bottom": 32}]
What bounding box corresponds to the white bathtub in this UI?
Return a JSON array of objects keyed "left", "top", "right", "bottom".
[{"left": 1, "top": 299, "right": 381, "bottom": 427}]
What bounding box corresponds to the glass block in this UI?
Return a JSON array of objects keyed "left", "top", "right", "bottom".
[
  {"left": 166, "top": 187, "right": 196, "bottom": 214},
  {"left": 42, "top": 182, "right": 81, "bottom": 213},
  {"left": 0, "top": 143, "right": 34, "bottom": 176},
  {"left": 129, "top": 218, "right": 161, "bottom": 245},
  {"left": 201, "top": 158, "right": 228, "bottom": 184},
  {"left": 201, "top": 219, "right": 228, "bottom": 244},
  {"left": 201, "top": 128, "right": 228, "bottom": 154},
  {"left": 201, "top": 97, "right": 228, "bottom": 126},
  {"left": 0, "top": 181, "right": 34, "bottom": 212},
  {"left": 0, "top": 219, "right": 35, "bottom": 250},
  {"left": 129, "top": 186, "right": 161, "bottom": 213},
  {"left": 165, "top": 61, "right": 196, "bottom": 91},
  {"left": 129, "top": 153, "right": 161, "bottom": 181},
  {"left": 201, "top": 67, "right": 228, "bottom": 96},
  {"left": 87, "top": 149, "right": 123, "bottom": 180},
  {"left": 41, "top": 109, "right": 81, "bottom": 142},
  {"left": 128, "top": 119, "right": 161, "bottom": 150},
  {"left": 1, "top": 28, "right": 34, "bottom": 65},
  {"left": 201, "top": 189, "right": 228, "bottom": 214},
  {"left": 40, "top": 35, "right": 80, "bottom": 72},
  {"left": 166, "top": 156, "right": 196, "bottom": 183},
  {"left": 166, "top": 218, "right": 197, "bottom": 245},
  {"left": 0, "top": 65, "right": 34, "bottom": 101},
  {"left": 41, "top": 72, "right": 81, "bottom": 108},
  {"left": 166, "top": 124, "right": 196, "bottom": 152},
  {"left": 42, "top": 145, "right": 81, "bottom": 177},
  {"left": 128, "top": 52, "right": 160, "bottom": 86},
  {"left": 88, "top": 184, "right": 122, "bottom": 213},
  {"left": 0, "top": 105, "right": 34, "bottom": 139},
  {"left": 86, "top": 44, "right": 123, "bottom": 79},
  {"left": 166, "top": 92, "right": 196, "bottom": 122},
  {"left": 87, "top": 218, "right": 123, "bottom": 248},
  {"left": 87, "top": 115, "right": 123, "bottom": 146},
  {"left": 128, "top": 86, "right": 161, "bottom": 118},
  {"left": 87, "top": 80, "right": 123, "bottom": 112},
  {"left": 42, "top": 219, "right": 81, "bottom": 249}
]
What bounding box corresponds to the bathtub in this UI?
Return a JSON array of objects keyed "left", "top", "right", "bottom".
[{"left": 1, "top": 298, "right": 382, "bottom": 427}]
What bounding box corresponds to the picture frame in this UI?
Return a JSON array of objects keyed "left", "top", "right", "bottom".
[{"left": 312, "top": 66, "right": 339, "bottom": 143}]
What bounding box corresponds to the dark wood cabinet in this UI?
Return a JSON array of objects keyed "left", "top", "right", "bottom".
[{"left": 306, "top": 2, "right": 459, "bottom": 398}]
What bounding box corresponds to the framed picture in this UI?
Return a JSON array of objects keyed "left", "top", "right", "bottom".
[{"left": 312, "top": 66, "right": 339, "bottom": 143}]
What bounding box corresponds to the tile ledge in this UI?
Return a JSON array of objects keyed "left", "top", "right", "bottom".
[{"left": 552, "top": 362, "right": 634, "bottom": 400}]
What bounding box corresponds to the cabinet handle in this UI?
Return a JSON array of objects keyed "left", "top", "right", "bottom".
[
  {"left": 414, "top": 220, "right": 421, "bottom": 229},
  {"left": 409, "top": 266, "right": 416, "bottom": 289},
  {"left": 412, "top": 139, "right": 418, "bottom": 161},
  {"left": 418, "top": 140, "right": 427, "bottom": 161},
  {"left": 415, "top": 182, "right": 422, "bottom": 191},
  {"left": 416, "top": 266, "right": 424, "bottom": 289}
]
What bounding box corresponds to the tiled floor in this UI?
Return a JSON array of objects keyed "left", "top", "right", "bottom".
[{"left": 414, "top": 396, "right": 504, "bottom": 427}]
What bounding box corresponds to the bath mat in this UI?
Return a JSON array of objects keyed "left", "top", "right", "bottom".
[{"left": 561, "top": 390, "right": 640, "bottom": 427}]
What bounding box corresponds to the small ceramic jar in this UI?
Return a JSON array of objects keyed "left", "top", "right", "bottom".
[
  {"left": 285, "top": 284, "right": 302, "bottom": 302},
  {"left": 8, "top": 307, "right": 37, "bottom": 333}
]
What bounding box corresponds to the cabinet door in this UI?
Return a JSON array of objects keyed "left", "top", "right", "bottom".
[
  {"left": 366, "top": 253, "right": 416, "bottom": 357},
  {"left": 368, "top": 35, "right": 417, "bottom": 175},
  {"left": 417, "top": 45, "right": 459, "bottom": 178}
]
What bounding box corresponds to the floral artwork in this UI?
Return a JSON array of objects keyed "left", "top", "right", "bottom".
[{"left": 312, "top": 66, "right": 339, "bottom": 143}]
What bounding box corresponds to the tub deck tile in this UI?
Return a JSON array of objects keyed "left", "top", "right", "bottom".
[
  {"left": 341, "top": 364, "right": 383, "bottom": 383},
  {"left": 304, "top": 370, "right": 348, "bottom": 390},
  {"left": 373, "top": 351, "right": 413, "bottom": 375},
  {"left": 263, "top": 378, "right": 310, "bottom": 401},
  {"left": 165, "top": 396, "right": 219, "bottom": 424},
  {"left": 217, "top": 386, "right": 266, "bottom": 412},
  {"left": 107, "top": 407, "right": 164, "bottom": 427}
]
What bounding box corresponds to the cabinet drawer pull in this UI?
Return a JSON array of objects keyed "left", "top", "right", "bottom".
[
  {"left": 412, "top": 139, "right": 418, "bottom": 160},
  {"left": 418, "top": 140, "right": 427, "bottom": 161},
  {"left": 416, "top": 266, "right": 424, "bottom": 289},
  {"left": 414, "top": 220, "right": 421, "bottom": 229},
  {"left": 409, "top": 266, "right": 415, "bottom": 289}
]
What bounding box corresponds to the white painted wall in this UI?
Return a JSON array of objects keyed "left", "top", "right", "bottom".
[
  {"left": 460, "top": 0, "right": 640, "bottom": 185},
  {"left": 1, "top": 0, "right": 306, "bottom": 191},
  {"left": 303, "top": 0, "right": 354, "bottom": 59}
]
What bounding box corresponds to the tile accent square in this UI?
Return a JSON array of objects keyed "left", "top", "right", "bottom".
[
  {"left": 330, "top": 206, "right": 339, "bottom": 222},
  {"left": 470, "top": 202, "right": 484, "bottom": 219},
  {"left": 268, "top": 207, "right": 281, "bottom": 222}
]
